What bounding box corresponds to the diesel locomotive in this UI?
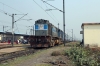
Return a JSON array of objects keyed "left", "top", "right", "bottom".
[{"left": 29, "top": 19, "right": 67, "bottom": 48}]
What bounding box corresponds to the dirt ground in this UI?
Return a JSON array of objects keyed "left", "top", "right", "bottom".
[
  {"left": 15, "top": 45, "right": 75, "bottom": 66},
  {"left": 0, "top": 44, "right": 30, "bottom": 55}
]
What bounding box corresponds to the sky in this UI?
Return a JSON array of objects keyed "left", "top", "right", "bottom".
[{"left": 0, "top": 0, "right": 100, "bottom": 40}]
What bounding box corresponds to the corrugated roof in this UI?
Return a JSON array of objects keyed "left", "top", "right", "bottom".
[{"left": 81, "top": 23, "right": 100, "bottom": 28}]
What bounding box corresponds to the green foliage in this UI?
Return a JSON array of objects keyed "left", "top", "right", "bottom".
[{"left": 65, "top": 47, "right": 100, "bottom": 66}]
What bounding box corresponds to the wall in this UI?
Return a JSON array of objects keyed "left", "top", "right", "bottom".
[
  {"left": 0, "top": 35, "right": 1, "bottom": 40},
  {"left": 84, "top": 25, "right": 100, "bottom": 47}
]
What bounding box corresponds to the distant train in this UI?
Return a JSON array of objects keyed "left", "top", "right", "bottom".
[{"left": 29, "top": 19, "right": 68, "bottom": 48}]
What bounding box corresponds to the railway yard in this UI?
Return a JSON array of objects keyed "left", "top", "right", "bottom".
[
  {"left": 0, "top": 42, "right": 75, "bottom": 66},
  {"left": 0, "top": 18, "right": 77, "bottom": 66},
  {"left": 1, "top": 0, "right": 100, "bottom": 66},
  {"left": 0, "top": 19, "right": 100, "bottom": 66},
  {"left": 0, "top": 17, "right": 83, "bottom": 66},
  {"left": 0, "top": 42, "right": 99, "bottom": 66}
]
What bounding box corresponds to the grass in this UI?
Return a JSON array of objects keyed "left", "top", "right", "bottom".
[
  {"left": 0, "top": 56, "right": 30, "bottom": 66},
  {"left": 50, "top": 42, "right": 77, "bottom": 56},
  {"left": 0, "top": 45, "right": 68, "bottom": 66},
  {"left": 0, "top": 50, "right": 46, "bottom": 66},
  {"left": 0, "top": 42, "right": 78, "bottom": 66}
]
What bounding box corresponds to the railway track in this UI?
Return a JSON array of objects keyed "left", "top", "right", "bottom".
[
  {"left": 0, "top": 44, "right": 61, "bottom": 63},
  {"left": 0, "top": 48, "right": 35, "bottom": 63}
]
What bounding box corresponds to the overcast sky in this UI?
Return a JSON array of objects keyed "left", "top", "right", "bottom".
[{"left": 0, "top": 0, "right": 100, "bottom": 40}]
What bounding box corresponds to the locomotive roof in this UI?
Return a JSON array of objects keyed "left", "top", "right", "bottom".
[
  {"left": 35, "top": 19, "right": 49, "bottom": 24},
  {"left": 35, "top": 19, "right": 59, "bottom": 29}
]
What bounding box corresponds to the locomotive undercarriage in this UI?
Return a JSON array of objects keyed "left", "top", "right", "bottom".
[{"left": 29, "top": 36, "right": 61, "bottom": 48}]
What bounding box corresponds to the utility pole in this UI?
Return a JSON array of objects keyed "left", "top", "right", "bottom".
[
  {"left": 26, "top": 26, "right": 33, "bottom": 35},
  {"left": 30, "top": 29, "right": 33, "bottom": 35},
  {"left": 0, "top": 11, "right": 29, "bottom": 46},
  {"left": 72, "top": 29, "right": 73, "bottom": 42},
  {"left": 63, "top": 0, "right": 65, "bottom": 46},
  {"left": 12, "top": 14, "right": 14, "bottom": 46},
  {"left": 26, "top": 29, "right": 29, "bottom": 35},
  {"left": 67, "top": 34, "right": 68, "bottom": 42},
  {"left": 58, "top": 23, "right": 59, "bottom": 37},
  {"left": 33, "top": 25, "right": 34, "bottom": 35},
  {"left": 42, "top": 0, "right": 66, "bottom": 46},
  {"left": 58, "top": 23, "right": 59, "bottom": 29},
  {"left": 3, "top": 26, "right": 4, "bottom": 41},
  {"left": 26, "top": 31, "right": 27, "bottom": 35},
  {"left": 11, "top": 13, "right": 28, "bottom": 46},
  {"left": 3, "top": 26, "right": 4, "bottom": 33},
  {"left": 3, "top": 26, "right": 8, "bottom": 41}
]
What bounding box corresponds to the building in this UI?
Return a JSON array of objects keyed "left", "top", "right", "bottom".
[
  {"left": 0, "top": 32, "right": 30, "bottom": 43},
  {"left": 80, "top": 23, "right": 100, "bottom": 47}
]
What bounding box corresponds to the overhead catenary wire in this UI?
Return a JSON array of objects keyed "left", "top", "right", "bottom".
[
  {"left": 41, "top": 0, "right": 63, "bottom": 12},
  {"left": 0, "top": 8, "right": 32, "bottom": 23},
  {"left": 0, "top": 2, "right": 35, "bottom": 24},
  {"left": 15, "top": 23, "right": 20, "bottom": 33},
  {"left": 0, "top": 10, "right": 23, "bottom": 34},
  {"left": 6, "top": 27, "right": 29, "bottom": 32},
  {"left": 0, "top": 9, "right": 33, "bottom": 34},
  {"left": 0, "top": 2, "right": 24, "bottom": 14},
  {"left": 0, "top": 19, "right": 32, "bottom": 34},
  {"left": 0, "top": 2, "right": 33, "bottom": 17},
  {"left": 0, "top": 2, "right": 34, "bottom": 24},
  {"left": 0, "top": 25, "right": 10, "bottom": 31},
  {"left": 43, "top": 2, "right": 61, "bottom": 26},
  {"left": 4, "top": 27, "right": 12, "bottom": 32},
  {"left": 0, "top": 9, "right": 12, "bottom": 17},
  {"left": 0, "top": 20, "right": 30, "bottom": 27},
  {"left": 33, "top": 0, "right": 58, "bottom": 23},
  {"left": 0, "top": 20, "right": 32, "bottom": 29},
  {"left": 0, "top": 1, "right": 48, "bottom": 35},
  {"left": 0, "top": 8, "right": 33, "bottom": 25}
]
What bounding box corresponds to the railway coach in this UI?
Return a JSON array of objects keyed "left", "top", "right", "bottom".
[{"left": 29, "top": 19, "right": 65, "bottom": 48}]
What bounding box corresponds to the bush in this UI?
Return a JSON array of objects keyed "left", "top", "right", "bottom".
[
  {"left": 65, "top": 47, "right": 100, "bottom": 66},
  {"left": 51, "top": 50, "right": 65, "bottom": 56}
]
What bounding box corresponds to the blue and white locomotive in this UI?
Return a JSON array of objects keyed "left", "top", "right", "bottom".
[{"left": 29, "top": 19, "right": 65, "bottom": 48}]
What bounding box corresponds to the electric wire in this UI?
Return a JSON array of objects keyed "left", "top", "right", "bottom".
[
  {"left": 33, "top": 0, "right": 58, "bottom": 23},
  {"left": 0, "top": 2, "right": 24, "bottom": 14},
  {"left": 0, "top": 1, "right": 35, "bottom": 23},
  {"left": 0, "top": 1, "right": 37, "bottom": 34},
  {"left": 43, "top": 2, "right": 60, "bottom": 26},
  {"left": 0, "top": 20, "right": 30, "bottom": 27},
  {"left": 0, "top": 9, "right": 12, "bottom": 17},
  {"left": 0, "top": 2, "right": 34, "bottom": 30},
  {"left": 0, "top": 19, "right": 32, "bottom": 34},
  {"left": 0, "top": 9, "right": 32, "bottom": 34},
  {"left": 15, "top": 23, "right": 20, "bottom": 33}
]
